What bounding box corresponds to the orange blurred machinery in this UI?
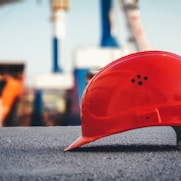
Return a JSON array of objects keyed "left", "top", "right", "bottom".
[{"left": 0, "top": 63, "right": 25, "bottom": 126}]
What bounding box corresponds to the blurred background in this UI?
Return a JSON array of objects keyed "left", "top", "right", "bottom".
[{"left": 0, "top": 0, "right": 181, "bottom": 127}]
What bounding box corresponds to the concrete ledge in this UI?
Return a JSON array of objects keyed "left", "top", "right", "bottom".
[{"left": 0, "top": 126, "right": 180, "bottom": 180}]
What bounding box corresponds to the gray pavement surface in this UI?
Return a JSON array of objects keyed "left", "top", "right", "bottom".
[{"left": 0, "top": 126, "right": 181, "bottom": 181}]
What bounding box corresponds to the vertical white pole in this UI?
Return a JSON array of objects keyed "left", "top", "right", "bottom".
[
  {"left": 51, "top": 0, "right": 69, "bottom": 72},
  {"left": 57, "top": 9, "right": 66, "bottom": 72}
]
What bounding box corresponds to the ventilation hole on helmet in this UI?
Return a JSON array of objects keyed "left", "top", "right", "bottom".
[
  {"left": 145, "top": 116, "right": 150, "bottom": 119},
  {"left": 132, "top": 75, "right": 148, "bottom": 85}
]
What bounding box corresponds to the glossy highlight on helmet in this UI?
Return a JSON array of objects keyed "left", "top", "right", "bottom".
[{"left": 65, "top": 50, "right": 181, "bottom": 151}]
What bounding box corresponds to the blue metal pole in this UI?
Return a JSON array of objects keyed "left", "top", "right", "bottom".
[
  {"left": 31, "top": 89, "right": 45, "bottom": 126},
  {"left": 100, "top": 0, "right": 119, "bottom": 47},
  {"left": 53, "top": 37, "right": 62, "bottom": 72}
]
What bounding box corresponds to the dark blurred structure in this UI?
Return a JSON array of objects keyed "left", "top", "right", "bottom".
[
  {"left": 0, "top": 0, "right": 21, "bottom": 7},
  {"left": 16, "top": 72, "right": 81, "bottom": 127},
  {"left": 0, "top": 62, "right": 25, "bottom": 126}
]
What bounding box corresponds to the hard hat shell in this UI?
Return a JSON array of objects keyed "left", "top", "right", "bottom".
[{"left": 65, "top": 51, "right": 181, "bottom": 151}]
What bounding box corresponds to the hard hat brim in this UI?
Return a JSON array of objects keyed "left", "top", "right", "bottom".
[{"left": 64, "top": 136, "right": 98, "bottom": 151}]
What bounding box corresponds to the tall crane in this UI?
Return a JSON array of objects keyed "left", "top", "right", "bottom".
[{"left": 120, "top": 0, "right": 149, "bottom": 51}]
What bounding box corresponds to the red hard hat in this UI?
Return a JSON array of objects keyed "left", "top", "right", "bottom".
[{"left": 65, "top": 50, "right": 181, "bottom": 151}]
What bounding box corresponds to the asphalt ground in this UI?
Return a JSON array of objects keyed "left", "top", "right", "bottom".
[{"left": 0, "top": 126, "right": 181, "bottom": 181}]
